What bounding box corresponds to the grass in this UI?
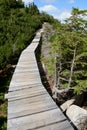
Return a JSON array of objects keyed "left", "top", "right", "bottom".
[
  {"left": 0, "top": 103, "right": 7, "bottom": 130},
  {"left": 0, "top": 74, "right": 12, "bottom": 130}
]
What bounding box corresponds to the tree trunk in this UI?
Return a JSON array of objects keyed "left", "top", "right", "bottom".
[
  {"left": 53, "top": 54, "right": 62, "bottom": 98},
  {"left": 68, "top": 46, "right": 76, "bottom": 88},
  {"left": 54, "top": 54, "right": 62, "bottom": 89}
]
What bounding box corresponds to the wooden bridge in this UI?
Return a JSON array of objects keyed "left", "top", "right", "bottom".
[{"left": 5, "top": 28, "right": 74, "bottom": 130}]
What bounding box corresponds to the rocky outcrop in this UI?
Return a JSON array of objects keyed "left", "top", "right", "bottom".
[
  {"left": 66, "top": 105, "right": 87, "bottom": 130},
  {"left": 60, "top": 99, "right": 75, "bottom": 112}
]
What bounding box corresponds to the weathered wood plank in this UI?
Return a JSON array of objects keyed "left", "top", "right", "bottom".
[
  {"left": 7, "top": 91, "right": 47, "bottom": 101},
  {"left": 18, "top": 54, "right": 36, "bottom": 61},
  {"left": 11, "top": 73, "right": 41, "bottom": 81},
  {"left": 9, "top": 79, "right": 42, "bottom": 91},
  {"left": 8, "top": 109, "right": 67, "bottom": 130},
  {"left": 35, "top": 120, "right": 74, "bottom": 130},
  {"left": 8, "top": 82, "right": 43, "bottom": 92},
  {"left": 8, "top": 101, "right": 57, "bottom": 119},
  {"left": 8, "top": 95, "right": 56, "bottom": 111},
  {"left": 26, "top": 43, "right": 39, "bottom": 51},
  {"left": 16, "top": 68, "right": 39, "bottom": 72},
  {"left": 6, "top": 85, "right": 46, "bottom": 100},
  {"left": 15, "top": 66, "right": 38, "bottom": 71},
  {"left": 8, "top": 61, "right": 41, "bottom": 91},
  {"left": 8, "top": 93, "right": 51, "bottom": 105}
]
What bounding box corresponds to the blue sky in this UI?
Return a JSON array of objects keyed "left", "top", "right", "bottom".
[{"left": 22, "top": 0, "right": 87, "bottom": 21}]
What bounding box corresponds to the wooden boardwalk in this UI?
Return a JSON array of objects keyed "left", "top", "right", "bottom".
[{"left": 5, "top": 28, "right": 74, "bottom": 130}]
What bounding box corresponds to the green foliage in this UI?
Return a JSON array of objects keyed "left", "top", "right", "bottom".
[
  {"left": 0, "top": 116, "right": 7, "bottom": 130},
  {"left": 49, "top": 8, "right": 87, "bottom": 94},
  {"left": 40, "top": 12, "right": 55, "bottom": 23},
  {"left": 1, "top": 121, "right": 7, "bottom": 130},
  {"left": 0, "top": 1, "right": 54, "bottom": 69},
  {"left": 47, "top": 57, "right": 55, "bottom": 75},
  {"left": 65, "top": 7, "right": 87, "bottom": 32},
  {"left": 74, "top": 80, "right": 87, "bottom": 94}
]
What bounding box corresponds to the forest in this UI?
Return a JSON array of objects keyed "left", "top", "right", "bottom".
[
  {"left": 0, "top": 0, "right": 87, "bottom": 129},
  {"left": 48, "top": 8, "right": 87, "bottom": 95}
]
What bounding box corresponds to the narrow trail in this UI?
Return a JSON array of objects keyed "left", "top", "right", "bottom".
[{"left": 5, "top": 27, "right": 74, "bottom": 130}]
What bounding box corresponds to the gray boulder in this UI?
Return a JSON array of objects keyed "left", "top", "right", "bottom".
[
  {"left": 66, "top": 105, "right": 87, "bottom": 130},
  {"left": 60, "top": 99, "right": 75, "bottom": 112}
]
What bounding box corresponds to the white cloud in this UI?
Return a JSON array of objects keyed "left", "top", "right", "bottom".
[
  {"left": 39, "top": 0, "right": 56, "bottom": 4},
  {"left": 22, "top": 0, "right": 34, "bottom": 4},
  {"left": 39, "top": 5, "right": 71, "bottom": 22},
  {"left": 51, "top": 10, "right": 71, "bottom": 22},
  {"left": 58, "top": 10, "right": 71, "bottom": 20},
  {"left": 39, "top": 5, "right": 59, "bottom": 13},
  {"left": 69, "top": 0, "right": 75, "bottom": 4}
]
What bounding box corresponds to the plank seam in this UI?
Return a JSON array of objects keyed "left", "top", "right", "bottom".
[{"left": 8, "top": 107, "right": 58, "bottom": 120}]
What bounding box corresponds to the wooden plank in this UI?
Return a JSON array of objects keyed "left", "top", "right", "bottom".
[
  {"left": 8, "top": 109, "right": 67, "bottom": 130},
  {"left": 32, "top": 38, "right": 40, "bottom": 42},
  {"left": 9, "top": 81, "right": 42, "bottom": 91},
  {"left": 8, "top": 82, "right": 43, "bottom": 92},
  {"left": 10, "top": 79, "right": 41, "bottom": 85},
  {"left": 19, "top": 55, "right": 36, "bottom": 59},
  {"left": 10, "top": 73, "right": 41, "bottom": 80},
  {"left": 8, "top": 99, "right": 57, "bottom": 119},
  {"left": 9, "top": 69, "right": 42, "bottom": 90},
  {"left": 17, "top": 63, "right": 38, "bottom": 66},
  {"left": 8, "top": 93, "right": 51, "bottom": 106},
  {"left": 8, "top": 82, "right": 42, "bottom": 91},
  {"left": 16, "top": 62, "right": 38, "bottom": 67},
  {"left": 7, "top": 91, "right": 47, "bottom": 101},
  {"left": 14, "top": 70, "right": 39, "bottom": 74},
  {"left": 6, "top": 85, "right": 46, "bottom": 100},
  {"left": 11, "top": 72, "right": 41, "bottom": 80},
  {"left": 14, "top": 67, "right": 40, "bottom": 73},
  {"left": 18, "top": 54, "right": 36, "bottom": 61},
  {"left": 26, "top": 43, "right": 39, "bottom": 50},
  {"left": 16, "top": 63, "right": 38, "bottom": 67},
  {"left": 18, "top": 58, "right": 36, "bottom": 63},
  {"left": 35, "top": 120, "right": 74, "bottom": 130},
  {"left": 16, "top": 64, "right": 38, "bottom": 69},
  {"left": 8, "top": 121, "right": 74, "bottom": 130},
  {"left": 15, "top": 64, "right": 38, "bottom": 69},
  {"left": 18, "top": 55, "right": 36, "bottom": 61},
  {"left": 8, "top": 94, "right": 55, "bottom": 110},
  {"left": 17, "top": 60, "right": 36, "bottom": 65}
]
